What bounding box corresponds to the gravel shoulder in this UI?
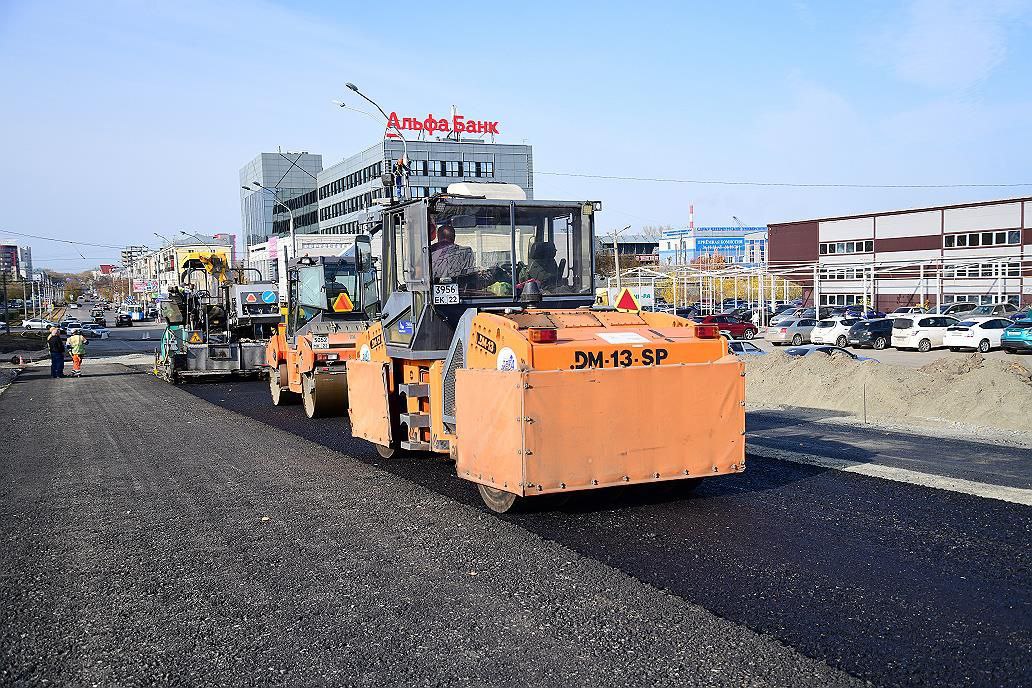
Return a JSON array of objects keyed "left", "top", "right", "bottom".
[{"left": 0, "top": 363, "right": 860, "bottom": 687}]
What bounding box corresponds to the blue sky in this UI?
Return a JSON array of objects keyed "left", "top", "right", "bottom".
[{"left": 1, "top": 0, "right": 1031, "bottom": 270}]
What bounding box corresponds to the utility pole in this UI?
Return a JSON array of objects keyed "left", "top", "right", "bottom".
[{"left": 610, "top": 225, "right": 631, "bottom": 291}]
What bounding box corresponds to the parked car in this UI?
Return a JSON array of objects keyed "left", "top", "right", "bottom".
[
  {"left": 886, "top": 306, "right": 927, "bottom": 319},
  {"left": 951, "top": 302, "right": 1020, "bottom": 320},
  {"left": 1000, "top": 319, "right": 1032, "bottom": 354},
  {"left": 79, "top": 323, "right": 110, "bottom": 339},
  {"left": 728, "top": 340, "right": 765, "bottom": 356},
  {"left": 21, "top": 318, "right": 55, "bottom": 331},
  {"left": 891, "top": 315, "right": 960, "bottom": 352},
  {"left": 810, "top": 317, "right": 862, "bottom": 347},
  {"left": 943, "top": 317, "right": 1014, "bottom": 353},
  {"left": 785, "top": 345, "right": 876, "bottom": 362},
  {"left": 847, "top": 318, "right": 893, "bottom": 350},
  {"left": 769, "top": 318, "right": 818, "bottom": 346},
  {"left": 114, "top": 314, "right": 133, "bottom": 327},
  {"left": 929, "top": 302, "right": 977, "bottom": 316},
  {"left": 67, "top": 303, "right": 79, "bottom": 309},
  {"left": 0, "top": 321, "right": 9, "bottom": 334},
  {"left": 695, "top": 314, "right": 757, "bottom": 340}
]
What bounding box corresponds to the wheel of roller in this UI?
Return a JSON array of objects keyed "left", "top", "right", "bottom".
[
  {"left": 374, "top": 444, "right": 396, "bottom": 459},
  {"left": 270, "top": 363, "right": 298, "bottom": 406},
  {"left": 477, "top": 484, "right": 521, "bottom": 514},
  {"left": 302, "top": 372, "right": 347, "bottom": 419}
]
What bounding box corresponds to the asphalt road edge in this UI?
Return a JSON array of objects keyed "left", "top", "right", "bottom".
[{"left": 747, "top": 442, "right": 1032, "bottom": 506}]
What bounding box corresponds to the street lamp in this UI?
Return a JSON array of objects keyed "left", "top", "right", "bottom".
[
  {"left": 610, "top": 225, "right": 632, "bottom": 291},
  {"left": 244, "top": 182, "right": 295, "bottom": 259},
  {"left": 344, "top": 82, "right": 408, "bottom": 200}
]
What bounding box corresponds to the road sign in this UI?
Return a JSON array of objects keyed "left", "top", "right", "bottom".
[
  {"left": 332, "top": 292, "right": 354, "bottom": 313},
  {"left": 614, "top": 288, "right": 640, "bottom": 312},
  {"left": 261, "top": 290, "right": 277, "bottom": 304},
  {"left": 187, "top": 330, "right": 203, "bottom": 344},
  {"left": 245, "top": 292, "right": 258, "bottom": 303}
]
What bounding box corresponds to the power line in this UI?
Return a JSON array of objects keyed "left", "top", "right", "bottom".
[
  {"left": 536, "top": 171, "right": 1032, "bottom": 190},
  {"left": 0, "top": 230, "right": 129, "bottom": 250}
]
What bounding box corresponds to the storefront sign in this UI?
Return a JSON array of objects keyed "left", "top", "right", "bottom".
[{"left": 387, "top": 112, "right": 500, "bottom": 135}]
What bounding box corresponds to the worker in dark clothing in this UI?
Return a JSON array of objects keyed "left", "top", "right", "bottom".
[{"left": 47, "top": 326, "right": 66, "bottom": 378}]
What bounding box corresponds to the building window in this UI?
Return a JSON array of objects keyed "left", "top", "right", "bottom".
[
  {"left": 463, "top": 161, "right": 477, "bottom": 177},
  {"left": 481, "top": 161, "right": 494, "bottom": 177},
  {"left": 944, "top": 230, "right": 1020, "bottom": 249},
  {"left": 428, "top": 160, "right": 441, "bottom": 176},
  {"left": 410, "top": 160, "right": 427, "bottom": 176},
  {"left": 444, "top": 161, "right": 460, "bottom": 177},
  {"left": 818, "top": 239, "right": 872, "bottom": 255}
]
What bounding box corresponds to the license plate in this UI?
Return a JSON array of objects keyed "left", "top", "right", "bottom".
[
  {"left": 432, "top": 283, "right": 459, "bottom": 305},
  {"left": 312, "top": 334, "right": 329, "bottom": 350}
]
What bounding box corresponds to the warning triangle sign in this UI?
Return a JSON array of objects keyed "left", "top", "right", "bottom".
[
  {"left": 332, "top": 291, "right": 354, "bottom": 313},
  {"left": 245, "top": 292, "right": 257, "bottom": 303},
  {"left": 614, "top": 288, "right": 640, "bottom": 312},
  {"left": 188, "top": 331, "right": 203, "bottom": 344}
]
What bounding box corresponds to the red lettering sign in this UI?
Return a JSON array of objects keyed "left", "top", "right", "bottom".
[{"left": 386, "top": 112, "right": 500, "bottom": 136}]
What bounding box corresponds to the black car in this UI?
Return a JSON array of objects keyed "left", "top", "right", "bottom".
[
  {"left": 114, "top": 314, "right": 133, "bottom": 327},
  {"left": 846, "top": 318, "right": 892, "bottom": 350}
]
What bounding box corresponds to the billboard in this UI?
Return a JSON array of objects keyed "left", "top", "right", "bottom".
[
  {"left": 132, "top": 278, "right": 158, "bottom": 293},
  {"left": 695, "top": 237, "right": 745, "bottom": 253}
]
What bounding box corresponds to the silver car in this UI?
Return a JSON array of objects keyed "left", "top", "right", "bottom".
[{"left": 769, "top": 318, "right": 818, "bottom": 346}]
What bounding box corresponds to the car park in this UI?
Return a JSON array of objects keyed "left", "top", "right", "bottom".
[
  {"left": 21, "top": 318, "right": 55, "bottom": 330},
  {"left": 728, "top": 340, "right": 765, "bottom": 356},
  {"left": 847, "top": 318, "right": 893, "bottom": 350},
  {"left": 1001, "top": 319, "right": 1032, "bottom": 353},
  {"left": 769, "top": 318, "right": 818, "bottom": 346},
  {"left": 891, "top": 315, "right": 959, "bottom": 352},
  {"left": 784, "top": 344, "right": 875, "bottom": 362},
  {"left": 886, "top": 306, "right": 926, "bottom": 319},
  {"left": 697, "top": 314, "right": 757, "bottom": 340},
  {"left": 811, "top": 317, "right": 861, "bottom": 347},
  {"left": 942, "top": 317, "right": 1014, "bottom": 352}
]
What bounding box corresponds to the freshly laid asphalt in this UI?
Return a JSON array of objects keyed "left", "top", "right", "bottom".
[{"left": 1, "top": 362, "right": 1029, "bottom": 686}]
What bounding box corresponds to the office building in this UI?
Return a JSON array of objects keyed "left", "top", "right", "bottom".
[
  {"left": 316, "top": 139, "right": 533, "bottom": 236},
  {"left": 596, "top": 235, "right": 660, "bottom": 264},
  {"left": 239, "top": 151, "right": 324, "bottom": 253},
  {"left": 768, "top": 196, "right": 1032, "bottom": 310}
]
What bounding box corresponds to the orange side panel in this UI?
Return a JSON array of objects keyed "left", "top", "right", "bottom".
[
  {"left": 454, "top": 360, "right": 745, "bottom": 497},
  {"left": 346, "top": 360, "right": 393, "bottom": 447},
  {"left": 522, "top": 360, "right": 744, "bottom": 493},
  {"left": 454, "top": 369, "right": 527, "bottom": 495}
]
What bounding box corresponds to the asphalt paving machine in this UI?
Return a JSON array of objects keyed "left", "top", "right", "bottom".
[
  {"left": 155, "top": 253, "right": 280, "bottom": 383},
  {"left": 346, "top": 182, "right": 746, "bottom": 512},
  {"left": 266, "top": 245, "right": 378, "bottom": 417}
]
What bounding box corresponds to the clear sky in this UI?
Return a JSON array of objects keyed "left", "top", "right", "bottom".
[{"left": 2, "top": 0, "right": 1031, "bottom": 270}]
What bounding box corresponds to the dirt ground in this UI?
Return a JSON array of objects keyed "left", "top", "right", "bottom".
[{"left": 745, "top": 350, "right": 1032, "bottom": 433}]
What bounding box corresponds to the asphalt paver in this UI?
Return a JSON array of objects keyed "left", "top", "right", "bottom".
[{"left": 0, "top": 364, "right": 860, "bottom": 687}]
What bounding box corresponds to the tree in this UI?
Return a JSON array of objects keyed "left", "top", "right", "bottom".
[{"left": 594, "top": 251, "right": 615, "bottom": 278}]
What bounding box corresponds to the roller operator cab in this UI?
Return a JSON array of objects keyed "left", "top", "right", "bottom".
[
  {"left": 267, "top": 240, "right": 379, "bottom": 418},
  {"left": 347, "top": 183, "right": 745, "bottom": 512}
]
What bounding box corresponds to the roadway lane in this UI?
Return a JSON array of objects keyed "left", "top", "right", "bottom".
[
  {"left": 747, "top": 407, "right": 1032, "bottom": 489},
  {"left": 185, "top": 378, "right": 1031, "bottom": 687},
  {"left": 0, "top": 364, "right": 857, "bottom": 687}
]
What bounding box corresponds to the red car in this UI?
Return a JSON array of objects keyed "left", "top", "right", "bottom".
[{"left": 696, "top": 314, "right": 757, "bottom": 340}]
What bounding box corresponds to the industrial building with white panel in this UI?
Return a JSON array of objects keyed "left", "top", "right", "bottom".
[{"left": 767, "top": 197, "right": 1032, "bottom": 311}]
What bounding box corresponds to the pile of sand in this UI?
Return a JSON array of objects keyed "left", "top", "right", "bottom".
[{"left": 744, "top": 350, "right": 1032, "bottom": 432}]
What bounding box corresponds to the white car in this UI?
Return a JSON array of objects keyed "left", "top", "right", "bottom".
[
  {"left": 891, "top": 315, "right": 959, "bottom": 352},
  {"left": 22, "top": 318, "right": 56, "bottom": 330},
  {"left": 886, "top": 306, "right": 926, "bottom": 319},
  {"left": 943, "top": 317, "right": 1014, "bottom": 353},
  {"left": 79, "top": 323, "right": 111, "bottom": 339},
  {"left": 810, "top": 317, "right": 861, "bottom": 347}
]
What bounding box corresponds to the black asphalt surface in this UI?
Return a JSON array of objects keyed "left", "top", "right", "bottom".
[
  {"left": 2, "top": 364, "right": 1029, "bottom": 686},
  {"left": 748, "top": 407, "right": 1032, "bottom": 489},
  {"left": 1, "top": 363, "right": 858, "bottom": 687}
]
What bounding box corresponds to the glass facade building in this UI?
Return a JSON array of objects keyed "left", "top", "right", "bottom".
[
  {"left": 238, "top": 152, "right": 324, "bottom": 253},
  {"left": 658, "top": 227, "right": 769, "bottom": 266}
]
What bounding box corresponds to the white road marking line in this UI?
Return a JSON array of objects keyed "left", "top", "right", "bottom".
[{"left": 746, "top": 443, "right": 1032, "bottom": 507}]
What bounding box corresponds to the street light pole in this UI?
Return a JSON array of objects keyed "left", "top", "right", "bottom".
[
  {"left": 611, "top": 225, "right": 631, "bottom": 292},
  {"left": 345, "top": 82, "right": 408, "bottom": 201}
]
